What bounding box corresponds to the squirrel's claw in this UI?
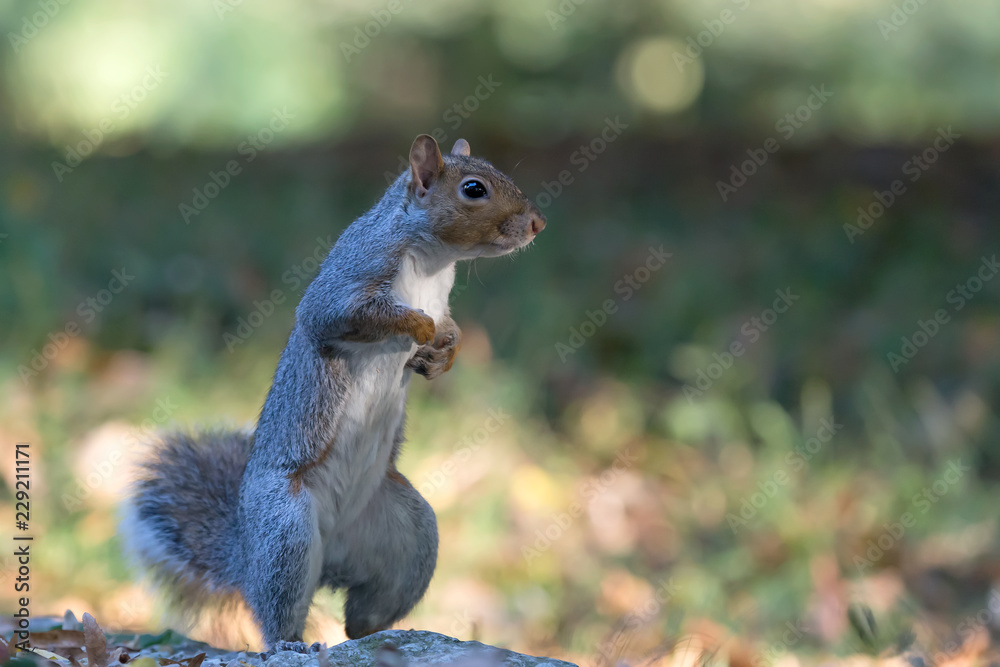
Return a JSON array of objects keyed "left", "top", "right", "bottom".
[
  {"left": 406, "top": 323, "right": 460, "bottom": 379},
  {"left": 263, "top": 641, "right": 323, "bottom": 659},
  {"left": 434, "top": 332, "right": 457, "bottom": 350}
]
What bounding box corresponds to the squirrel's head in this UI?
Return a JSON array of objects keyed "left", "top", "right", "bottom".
[{"left": 407, "top": 134, "right": 545, "bottom": 258}]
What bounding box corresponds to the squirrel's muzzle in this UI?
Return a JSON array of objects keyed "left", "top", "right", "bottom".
[{"left": 529, "top": 210, "right": 546, "bottom": 235}]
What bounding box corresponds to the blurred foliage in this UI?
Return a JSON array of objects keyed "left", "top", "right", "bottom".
[{"left": 1, "top": 0, "right": 1000, "bottom": 665}]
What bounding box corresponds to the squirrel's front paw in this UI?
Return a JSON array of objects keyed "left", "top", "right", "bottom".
[
  {"left": 264, "top": 641, "right": 323, "bottom": 659},
  {"left": 406, "top": 323, "right": 461, "bottom": 380},
  {"left": 403, "top": 309, "right": 436, "bottom": 345}
]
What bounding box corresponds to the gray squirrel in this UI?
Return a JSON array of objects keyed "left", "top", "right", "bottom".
[{"left": 120, "top": 135, "right": 545, "bottom": 653}]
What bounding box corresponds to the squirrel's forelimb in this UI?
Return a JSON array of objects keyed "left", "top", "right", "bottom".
[{"left": 340, "top": 300, "right": 437, "bottom": 346}]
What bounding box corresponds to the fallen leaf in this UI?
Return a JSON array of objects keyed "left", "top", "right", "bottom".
[
  {"left": 159, "top": 653, "right": 206, "bottom": 667},
  {"left": 83, "top": 613, "right": 110, "bottom": 667},
  {"left": 25, "top": 647, "right": 74, "bottom": 666},
  {"left": 28, "top": 631, "right": 87, "bottom": 650}
]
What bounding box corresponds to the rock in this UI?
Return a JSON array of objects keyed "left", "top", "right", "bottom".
[
  {"left": 261, "top": 652, "right": 314, "bottom": 667},
  {"left": 7, "top": 616, "right": 576, "bottom": 667},
  {"left": 270, "top": 630, "right": 578, "bottom": 667}
]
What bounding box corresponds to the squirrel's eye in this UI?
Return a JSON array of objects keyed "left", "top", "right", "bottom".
[{"left": 461, "top": 180, "right": 488, "bottom": 199}]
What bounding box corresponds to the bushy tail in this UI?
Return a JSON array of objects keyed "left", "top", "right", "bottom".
[{"left": 120, "top": 429, "right": 252, "bottom": 611}]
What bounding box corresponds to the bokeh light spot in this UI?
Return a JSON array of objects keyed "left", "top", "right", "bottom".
[{"left": 616, "top": 36, "right": 704, "bottom": 113}]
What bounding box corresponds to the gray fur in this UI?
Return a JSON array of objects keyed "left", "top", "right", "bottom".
[
  {"left": 121, "top": 430, "right": 250, "bottom": 607},
  {"left": 120, "top": 140, "right": 543, "bottom": 650}
]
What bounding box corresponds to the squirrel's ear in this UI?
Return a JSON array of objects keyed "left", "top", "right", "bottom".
[
  {"left": 450, "top": 139, "right": 471, "bottom": 157},
  {"left": 409, "top": 134, "right": 445, "bottom": 199}
]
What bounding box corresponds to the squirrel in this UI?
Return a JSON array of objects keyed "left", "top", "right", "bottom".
[{"left": 120, "top": 135, "right": 545, "bottom": 654}]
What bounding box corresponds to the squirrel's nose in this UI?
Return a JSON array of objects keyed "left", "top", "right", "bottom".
[{"left": 529, "top": 212, "right": 546, "bottom": 235}]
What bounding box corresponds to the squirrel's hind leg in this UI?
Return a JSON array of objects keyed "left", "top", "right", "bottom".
[
  {"left": 337, "top": 469, "right": 438, "bottom": 639},
  {"left": 239, "top": 475, "right": 323, "bottom": 650}
]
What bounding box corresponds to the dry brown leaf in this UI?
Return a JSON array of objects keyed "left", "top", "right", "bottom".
[
  {"left": 82, "top": 613, "right": 110, "bottom": 667},
  {"left": 28, "top": 631, "right": 87, "bottom": 650},
  {"left": 158, "top": 654, "right": 206, "bottom": 667}
]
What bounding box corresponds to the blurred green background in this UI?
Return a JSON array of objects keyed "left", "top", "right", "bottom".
[{"left": 2, "top": 0, "right": 1000, "bottom": 664}]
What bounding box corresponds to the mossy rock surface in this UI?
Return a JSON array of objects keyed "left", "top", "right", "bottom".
[{"left": 269, "top": 630, "right": 577, "bottom": 667}]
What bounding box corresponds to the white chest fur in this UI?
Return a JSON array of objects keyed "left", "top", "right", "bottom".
[
  {"left": 393, "top": 252, "right": 456, "bottom": 322},
  {"left": 312, "top": 251, "right": 456, "bottom": 556}
]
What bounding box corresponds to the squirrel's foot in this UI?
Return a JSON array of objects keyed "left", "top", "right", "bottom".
[
  {"left": 403, "top": 309, "right": 436, "bottom": 345},
  {"left": 264, "top": 641, "right": 323, "bottom": 659},
  {"left": 406, "top": 324, "right": 461, "bottom": 380}
]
